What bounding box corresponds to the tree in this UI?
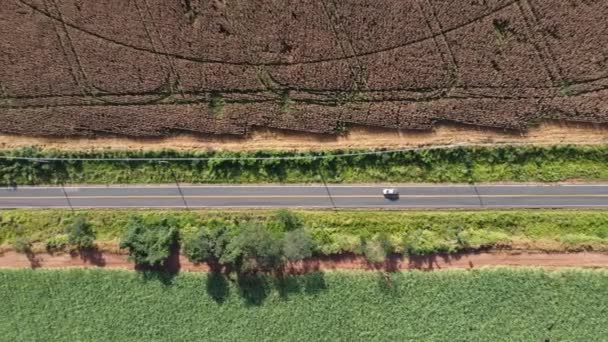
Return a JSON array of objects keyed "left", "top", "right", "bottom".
[
  {"left": 282, "top": 229, "right": 313, "bottom": 261},
  {"left": 221, "top": 221, "right": 282, "bottom": 272},
  {"left": 184, "top": 226, "right": 230, "bottom": 264},
  {"left": 67, "top": 216, "right": 95, "bottom": 250},
  {"left": 119, "top": 216, "right": 178, "bottom": 267}
]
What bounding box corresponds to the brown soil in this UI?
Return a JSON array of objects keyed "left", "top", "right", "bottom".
[
  {"left": 3, "top": 249, "right": 608, "bottom": 272},
  {"left": 1, "top": 121, "right": 607, "bottom": 152}
]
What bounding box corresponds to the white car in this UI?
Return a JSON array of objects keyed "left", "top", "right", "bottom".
[{"left": 382, "top": 188, "right": 398, "bottom": 197}]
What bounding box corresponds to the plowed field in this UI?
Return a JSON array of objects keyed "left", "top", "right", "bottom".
[{"left": 2, "top": 0, "right": 608, "bottom": 136}]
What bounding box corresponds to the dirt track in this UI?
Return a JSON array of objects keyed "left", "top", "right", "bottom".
[
  {"left": 1, "top": 121, "right": 607, "bottom": 152},
  {"left": 3, "top": 250, "right": 608, "bottom": 272}
]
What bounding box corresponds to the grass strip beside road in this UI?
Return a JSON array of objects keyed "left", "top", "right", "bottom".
[
  {"left": 3, "top": 209, "right": 608, "bottom": 254},
  {"left": 1, "top": 268, "right": 607, "bottom": 341},
  {"left": 1, "top": 145, "right": 607, "bottom": 185}
]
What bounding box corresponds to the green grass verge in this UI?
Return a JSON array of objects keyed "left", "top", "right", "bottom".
[
  {"left": 3, "top": 209, "right": 608, "bottom": 253},
  {"left": 1, "top": 145, "right": 608, "bottom": 184},
  {"left": 1, "top": 268, "right": 607, "bottom": 341}
]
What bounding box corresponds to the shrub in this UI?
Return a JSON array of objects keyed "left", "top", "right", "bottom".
[
  {"left": 318, "top": 233, "right": 362, "bottom": 255},
  {"left": 456, "top": 229, "right": 510, "bottom": 249},
  {"left": 274, "top": 209, "right": 302, "bottom": 232},
  {"left": 221, "top": 222, "right": 283, "bottom": 272},
  {"left": 559, "top": 234, "right": 605, "bottom": 251},
  {"left": 282, "top": 229, "right": 313, "bottom": 261},
  {"left": 184, "top": 226, "right": 230, "bottom": 263},
  {"left": 362, "top": 233, "right": 392, "bottom": 263},
  {"left": 404, "top": 229, "right": 456, "bottom": 255},
  {"left": 46, "top": 234, "right": 69, "bottom": 253},
  {"left": 12, "top": 237, "right": 31, "bottom": 254},
  {"left": 67, "top": 216, "right": 96, "bottom": 250},
  {"left": 2, "top": 145, "right": 608, "bottom": 185},
  {"left": 119, "top": 216, "right": 178, "bottom": 267}
]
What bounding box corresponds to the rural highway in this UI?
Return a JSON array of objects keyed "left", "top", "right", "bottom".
[{"left": 0, "top": 184, "right": 607, "bottom": 209}]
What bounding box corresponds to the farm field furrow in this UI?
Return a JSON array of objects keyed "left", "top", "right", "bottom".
[{"left": 2, "top": 0, "right": 608, "bottom": 136}]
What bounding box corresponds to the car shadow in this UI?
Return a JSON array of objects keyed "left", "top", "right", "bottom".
[{"left": 383, "top": 194, "right": 400, "bottom": 201}]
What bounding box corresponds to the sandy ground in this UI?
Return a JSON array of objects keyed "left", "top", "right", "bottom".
[
  {"left": 3, "top": 250, "right": 608, "bottom": 272},
  {"left": 1, "top": 121, "right": 608, "bottom": 152}
]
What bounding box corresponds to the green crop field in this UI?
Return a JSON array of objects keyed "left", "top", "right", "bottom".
[{"left": 1, "top": 268, "right": 607, "bottom": 341}]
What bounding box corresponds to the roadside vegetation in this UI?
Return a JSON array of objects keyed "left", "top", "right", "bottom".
[
  {"left": 3, "top": 210, "right": 608, "bottom": 262},
  {"left": 1, "top": 145, "right": 607, "bottom": 185},
  {"left": 1, "top": 268, "right": 607, "bottom": 341}
]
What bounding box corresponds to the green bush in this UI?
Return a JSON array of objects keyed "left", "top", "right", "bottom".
[
  {"left": 318, "top": 233, "right": 363, "bottom": 255},
  {"left": 67, "top": 216, "right": 95, "bottom": 250},
  {"left": 559, "top": 234, "right": 605, "bottom": 251},
  {"left": 282, "top": 229, "right": 313, "bottom": 261},
  {"left": 404, "top": 229, "right": 456, "bottom": 255},
  {"left": 362, "top": 233, "right": 392, "bottom": 263},
  {"left": 12, "top": 237, "right": 31, "bottom": 254},
  {"left": 221, "top": 222, "right": 283, "bottom": 272},
  {"left": 456, "top": 229, "right": 510, "bottom": 249},
  {"left": 183, "top": 226, "right": 230, "bottom": 264},
  {"left": 119, "top": 216, "right": 178, "bottom": 267},
  {"left": 45, "top": 234, "right": 69, "bottom": 253},
  {"left": 273, "top": 209, "right": 302, "bottom": 232}
]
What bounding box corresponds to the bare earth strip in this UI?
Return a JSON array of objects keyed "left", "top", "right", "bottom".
[
  {"left": 1, "top": 121, "right": 608, "bottom": 152},
  {"left": 3, "top": 250, "right": 608, "bottom": 272}
]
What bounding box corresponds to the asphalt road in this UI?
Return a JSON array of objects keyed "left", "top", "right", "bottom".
[{"left": 0, "top": 184, "right": 607, "bottom": 209}]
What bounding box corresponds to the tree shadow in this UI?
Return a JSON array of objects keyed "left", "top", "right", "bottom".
[
  {"left": 236, "top": 272, "right": 270, "bottom": 306},
  {"left": 136, "top": 243, "right": 181, "bottom": 286},
  {"left": 71, "top": 248, "right": 106, "bottom": 267},
  {"left": 25, "top": 250, "right": 41, "bottom": 269},
  {"left": 206, "top": 272, "right": 230, "bottom": 304},
  {"left": 138, "top": 269, "right": 179, "bottom": 286},
  {"left": 163, "top": 243, "right": 182, "bottom": 274},
  {"left": 302, "top": 272, "right": 327, "bottom": 295},
  {"left": 407, "top": 252, "right": 467, "bottom": 270},
  {"left": 384, "top": 254, "right": 401, "bottom": 272},
  {"left": 233, "top": 270, "right": 327, "bottom": 305},
  {"left": 376, "top": 271, "right": 399, "bottom": 297},
  {"left": 273, "top": 273, "right": 302, "bottom": 299}
]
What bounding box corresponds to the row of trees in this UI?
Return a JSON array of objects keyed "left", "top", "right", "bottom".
[
  {"left": 116, "top": 210, "right": 395, "bottom": 272},
  {"left": 183, "top": 221, "right": 314, "bottom": 273},
  {"left": 13, "top": 210, "right": 401, "bottom": 271},
  {"left": 118, "top": 210, "right": 317, "bottom": 273}
]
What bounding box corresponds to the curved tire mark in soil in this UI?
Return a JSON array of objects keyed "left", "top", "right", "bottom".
[{"left": 14, "top": 0, "right": 519, "bottom": 67}]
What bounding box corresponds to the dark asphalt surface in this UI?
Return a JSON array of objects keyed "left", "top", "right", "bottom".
[{"left": 0, "top": 184, "right": 607, "bottom": 209}]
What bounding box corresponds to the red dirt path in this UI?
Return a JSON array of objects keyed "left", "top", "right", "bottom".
[{"left": 2, "top": 250, "right": 608, "bottom": 272}]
